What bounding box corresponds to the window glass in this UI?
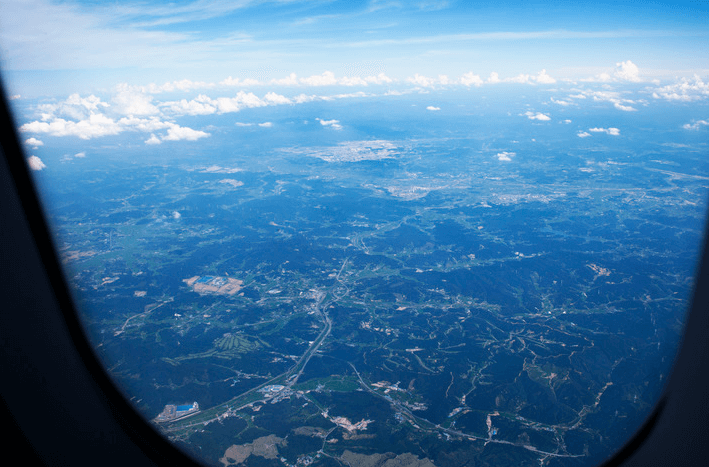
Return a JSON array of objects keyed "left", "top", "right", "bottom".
[{"left": 2, "top": 2, "right": 708, "bottom": 466}]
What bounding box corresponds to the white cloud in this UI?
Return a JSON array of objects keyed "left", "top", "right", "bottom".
[
  {"left": 613, "top": 102, "right": 637, "bottom": 112},
  {"left": 578, "top": 90, "right": 637, "bottom": 111},
  {"left": 614, "top": 60, "right": 641, "bottom": 82},
  {"left": 301, "top": 71, "right": 338, "bottom": 86},
  {"left": 551, "top": 98, "right": 572, "bottom": 106},
  {"left": 37, "top": 93, "right": 109, "bottom": 121},
  {"left": 426, "top": 106, "right": 440, "bottom": 111},
  {"left": 317, "top": 118, "right": 343, "bottom": 130},
  {"left": 263, "top": 92, "right": 291, "bottom": 105},
  {"left": 524, "top": 111, "right": 551, "bottom": 121},
  {"left": 74, "top": 151, "right": 85, "bottom": 158},
  {"left": 25, "top": 137, "right": 43, "bottom": 147},
  {"left": 652, "top": 75, "right": 709, "bottom": 102},
  {"left": 162, "top": 91, "right": 269, "bottom": 115},
  {"left": 364, "top": 73, "right": 394, "bottom": 84},
  {"left": 27, "top": 155, "right": 46, "bottom": 170},
  {"left": 172, "top": 211, "right": 181, "bottom": 219},
  {"left": 117, "top": 116, "right": 173, "bottom": 132},
  {"left": 145, "top": 133, "right": 162, "bottom": 144},
  {"left": 162, "top": 123, "right": 210, "bottom": 141},
  {"left": 20, "top": 113, "right": 123, "bottom": 139},
  {"left": 160, "top": 94, "right": 217, "bottom": 115},
  {"left": 271, "top": 73, "right": 299, "bottom": 86},
  {"left": 583, "top": 60, "right": 642, "bottom": 83},
  {"left": 220, "top": 76, "right": 260, "bottom": 87},
  {"left": 293, "top": 93, "right": 319, "bottom": 103},
  {"left": 406, "top": 73, "right": 450, "bottom": 88},
  {"left": 10, "top": 94, "right": 21, "bottom": 100},
  {"left": 496, "top": 151, "right": 515, "bottom": 161},
  {"left": 235, "top": 122, "right": 253, "bottom": 127},
  {"left": 459, "top": 72, "right": 484, "bottom": 87},
  {"left": 111, "top": 86, "right": 160, "bottom": 116},
  {"left": 503, "top": 70, "right": 556, "bottom": 85},
  {"left": 589, "top": 127, "right": 620, "bottom": 135},
  {"left": 258, "top": 122, "right": 273, "bottom": 127},
  {"left": 577, "top": 131, "right": 591, "bottom": 138},
  {"left": 269, "top": 71, "right": 393, "bottom": 87},
  {"left": 683, "top": 119, "right": 709, "bottom": 130},
  {"left": 487, "top": 72, "right": 500, "bottom": 84},
  {"left": 535, "top": 69, "right": 556, "bottom": 84}
]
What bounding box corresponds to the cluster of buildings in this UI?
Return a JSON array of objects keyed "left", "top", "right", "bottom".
[{"left": 155, "top": 401, "right": 199, "bottom": 422}]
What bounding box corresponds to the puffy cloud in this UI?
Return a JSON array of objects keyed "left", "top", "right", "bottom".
[
  {"left": 172, "top": 211, "right": 181, "bottom": 219},
  {"left": 316, "top": 118, "right": 342, "bottom": 130},
  {"left": 301, "top": 71, "right": 338, "bottom": 86},
  {"left": 339, "top": 76, "right": 368, "bottom": 86},
  {"left": 117, "top": 116, "right": 173, "bottom": 132},
  {"left": 235, "top": 122, "right": 253, "bottom": 127},
  {"left": 534, "top": 69, "right": 556, "bottom": 84},
  {"left": 27, "top": 155, "right": 46, "bottom": 170},
  {"left": 38, "top": 93, "right": 109, "bottom": 121},
  {"left": 613, "top": 102, "right": 637, "bottom": 112},
  {"left": 162, "top": 123, "right": 210, "bottom": 141},
  {"left": 20, "top": 113, "right": 123, "bottom": 139},
  {"left": 406, "top": 73, "right": 449, "bottom": 87},
  {"left": 487, "top": 72, "right": 500, "bottom": 84},
  {"left": 683, "top": 119, "right": 709, "bottom": 130},
  {"left": 25, "top": 137, "right": 43, "bottom": 147},
  {"left": 160, "top": 94, "right": 217, "bottom": 115},
  {"left": 263, "top": 92, "right": 291, "bottom": 105},
  {"left": 577, "top": 131, "right": 591, "bottom": 138},
  {"left": 112, "top": 86, "right": 160, "bottom": 116},
  {"left": 459, "top": 72, "right": 483, "bottom": 87},
  {"left": 524, "top": 111, "right": 551, "bottom": 121},
  {"left": 426, "top": 106, "right": 440, "bottom": 111},
  {"left": 613, "top": 60, "right": 641, "bottom": 82},
  {"left": 162, "top": 91, "right": 269, "bottom": 115},
  {"left": 74, "top": 151, "right": 85, "bottom": 158},
  {"left": 496, "top": 152, "right": 515, "bottom": 161},
  {"left": 652, "top": 75, "right": 709, "bottom": 102},
  {"left": 364, "top": 73, "right": 393, "bottom": 84},
  {"left": 583, "top": 61, "right": 642, "bottom": 83},
  {"left": 293, "top": 93, "right": 319, "bottom": 103},
  {"left": 271, "top": 73, "right": 299, "bottom": 86},
  {"left": 551, "top": 98, "right": 572, "bottom": 106},
  {"left": 220, "top": 76, "right": 260, "bottom": 87},
  {"left": 258, "top": 122, "right": 272, "bottom": 127},
  {"left": 589, "top": 127, "right": 620, "bottom": 135},
  {"left": 10, "top": 95, "right": 21, "bottom": 100},
  {"left": 503, "top": 70, "right": 556, "bottom": 85},
  {"left": 145, "top": 134, "right": 162, "bottom": 144}
]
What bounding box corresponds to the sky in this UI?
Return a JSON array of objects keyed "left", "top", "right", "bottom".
[
  {"left": 1, "top": 0, "right": 708, "bottom": 97},
  {"left": 1, "top": 0, "right": 708, "bottom": 156}
]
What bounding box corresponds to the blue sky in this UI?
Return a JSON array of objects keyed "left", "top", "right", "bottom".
[
  {"left": 1, "top": 0, "right": 708, "bottom": 97},
  {"left": 2, "top": 0, "right": 709, "bottom": 156}
]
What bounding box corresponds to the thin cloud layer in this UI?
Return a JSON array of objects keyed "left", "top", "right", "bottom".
[
  {"left": 683, "top": 119, "right": 709, "bottom": 130},
  {"left": 317, "top": 118, "right": 343, "bottom": 130},
  {"left": 589, "top": 127, "right": 620, "bottom": 135}
]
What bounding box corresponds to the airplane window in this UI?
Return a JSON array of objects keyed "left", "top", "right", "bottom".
[{"left": 1, "top": 2, "right": 708, "bottom": 466}]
